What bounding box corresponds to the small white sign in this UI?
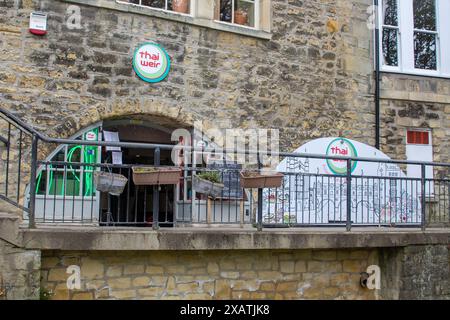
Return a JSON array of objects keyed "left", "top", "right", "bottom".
[
  {"left": 112, "top": 151, "right": 123, "bottom": 165},
  {"left": 29, "top": 12, "right": 47, "bottom": 35},
  {"left": 103, "top": 131, "right": 121, "bottom": 152},
  {"left": 85, "top": 131, "right": 97, "bottom": 141}
]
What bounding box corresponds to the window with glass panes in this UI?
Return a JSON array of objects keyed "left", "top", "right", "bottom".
[
  {"left": 379, "top": 0, "right": 450, "bottom": 77},
  {"left": 125, "top": 0, "right": 191, "bottom": 15},
  {"left": 216, "top": 0, "right": 259, "bottom": 28}
]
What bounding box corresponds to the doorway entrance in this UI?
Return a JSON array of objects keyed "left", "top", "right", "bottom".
[
  {"left": 32, "top": 116, "right": 187, "bottom": 227},
  {"left": 99, "top": 119, "right": 182, "bottom": 227}
]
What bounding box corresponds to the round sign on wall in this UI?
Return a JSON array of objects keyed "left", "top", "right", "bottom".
[
  {"left": 132, "top": 43, "right": 171, "bottom": 83},
  {"left": 325, "top": 138, "right": 358, "bottom": 175}
]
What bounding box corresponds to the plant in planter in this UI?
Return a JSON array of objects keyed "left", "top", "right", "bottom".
[
  {"left": 234, "top": 8, "right": 248, "bottom": 25},
  {"left": 132, "top": 166, "right": 181, "bottom": 185},
  {"left": 192, "top": 171, "right": 224, "bottom": 198},
  {"left": 240, "top": 170, "right": 284, "bottom": 189},
  {"left": 172, "top": 0, "right": 189, "bottom": 14},
  {"left": 94, "top": 171, "right": 128, "bottom": 196}
]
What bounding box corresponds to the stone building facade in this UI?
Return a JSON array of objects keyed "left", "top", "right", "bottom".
[
  {"left": 0, "top": 0, "right": 450, "bottom": 300},
  {"left": 1, "top": 0, "right": 448, "bottom": 160}
]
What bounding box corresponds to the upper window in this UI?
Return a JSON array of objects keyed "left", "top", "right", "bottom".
[
  {"left": 216, "top": 0, "right": 259, "bottom": 29},
  {"left": 379, "top": 0, "right": 450, "bottom": 77},
  {"left": 125, "top": 0, "right": 192, "bottom": 15},
  {"left": 119, "top": 0, "right": 271, "bottom": 35}
]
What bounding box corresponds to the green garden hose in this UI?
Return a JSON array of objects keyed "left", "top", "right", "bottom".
[{"left": 35, "top": 128, "right": 99, "bottom": 197}]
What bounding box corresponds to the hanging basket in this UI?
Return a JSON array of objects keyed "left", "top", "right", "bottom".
[
  {"left": 94, "top": 171, "right": 128, "bottom": 196},
  {"left": 240, "top": 171, "right": 284, "bottom": 189},
  {"left": 132, "top": 166, "right": 181, "bottom": 186},
  {"left": 191, "top": 175, "right": 225, "bottom": 199}
]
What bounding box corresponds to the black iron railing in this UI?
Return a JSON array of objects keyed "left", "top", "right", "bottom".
[{"left": 1, "top": 107, "right": 449, "bottom": 230}]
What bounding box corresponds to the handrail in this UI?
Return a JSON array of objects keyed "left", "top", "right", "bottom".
[
  {"left": 1, "top": 106, "right": 449, "bottom": 231},
  {"left": 1, "top": 106, "right": 450, "bottom": 167}
]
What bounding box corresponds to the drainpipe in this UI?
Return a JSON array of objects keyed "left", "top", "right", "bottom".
[{"left": 374, "top": 0, "right": 381, "bottom": 150}]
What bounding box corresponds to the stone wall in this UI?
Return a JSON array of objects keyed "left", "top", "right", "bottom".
[
  {"left": 399, "top": 245, "right": 450, "bottom": 299},
  {"left": 38, "top": 245, "right": 450, "bottom": 300},
  {"left": 0, "top": 0, "right": 376, "bottom": 152},
  {"left": 40, "top": 249, "right": 379, "bottom": 300},
  {"left": 380, "top": 73, "right": 450, "bottom": 164},
  {"left": 0, "top": 238, "right": 40, "bottom": 300}
]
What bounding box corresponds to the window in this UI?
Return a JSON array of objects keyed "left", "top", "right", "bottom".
[
  {"left": 379, "top": 0, "right": 450, "bottom": 77},
  {"left": 116, "top": 0, "right": 271, "bottom": 36},
  {"left": 125, "top": 0, "right": 191, "bottom": 15},
  {"left": 216, "top": 0, "right": 259, "bottom": 29}
]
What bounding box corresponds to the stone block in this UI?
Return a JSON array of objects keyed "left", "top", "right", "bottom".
[
  {"left": 124, "top": 264, "right": 145, "bottom": 275},
  {"left": 214, "top": 280, "right": 231, "bottom": 299},
  {"left": 72, "top": 291, "right": 94, "bottom": 300},
  {"left": 106, "top": 265, "right": 123, "bottom": 277},
  {"left": 112, "top": 289, "right": 136, "bottom": 299},
  {"left": 108, "top": 277, "right": 131, "bottom": 290},
  {"left": 81, "top": 258, "right": 104, "bottom": 279},
  {"left": 145, "top": 265, "right": 164, "bottom": 275},
  {"left": 275, "top": 281, "right": 298, "bottom": 292},
  {"left": 48, "top": 268, "right": 67, "bottom": 282},
  {"left": 280, "top": 261, "right": 295, "bottom": 273},
  {"left": 132, "top": 276, "right": 151, "bottom": 287}
]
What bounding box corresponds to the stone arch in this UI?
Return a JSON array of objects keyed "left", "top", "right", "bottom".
[{"left": 49, "top": 99, "right": 201, "bottom": 139}]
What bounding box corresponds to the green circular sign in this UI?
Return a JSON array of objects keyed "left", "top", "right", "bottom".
[
  {"left": 326, "top": 138, "right": 358, "bottom": 175},
  {"left": 132, "top": 43, "right": 171, "bottom": 83}
]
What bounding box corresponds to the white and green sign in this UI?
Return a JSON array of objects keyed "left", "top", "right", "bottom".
[
  {"left": 132, "top": 43, "right": 171, "bottom": 83},
  {"left": 325, "top": 138, "right": 358, "bottom": 175}
]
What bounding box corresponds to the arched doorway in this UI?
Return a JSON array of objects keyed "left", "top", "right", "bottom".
[{"left": 32, "top": 116, "right": 189, "bottom": 227}]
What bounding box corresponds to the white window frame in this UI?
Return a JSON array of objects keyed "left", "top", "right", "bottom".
[
  {"left": 378, "top": 0, "right": 450, "bottom": 78},
  {"left": 215, "top": 0, "right": 261, "bottom": 30},
  {"left": 117, "top": 0, "right": 194, "bottom": 17}
]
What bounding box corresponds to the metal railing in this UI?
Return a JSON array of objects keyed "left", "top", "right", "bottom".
[{"left": 1, "top": 107, "right": 449, "bottom": 230}]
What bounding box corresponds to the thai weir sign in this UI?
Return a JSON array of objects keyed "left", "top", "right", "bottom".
[
  {"left": 263, "top": 138, "right": 422, "bottom": 226},
  {"left": 132, "top": 43, "right": 171, "bottom": 83}
]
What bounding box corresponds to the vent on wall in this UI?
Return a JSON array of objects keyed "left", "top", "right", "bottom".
[{"left": 407, "top": 130, "right": 430, "bottom": 145}]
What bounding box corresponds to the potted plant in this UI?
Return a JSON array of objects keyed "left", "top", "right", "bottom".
[
  {"left": 172, "top": 0, "right": 189, "bottom": 14},
  {"left": 132, "top": 166, "right": 181, "bottom": 186},
  {"left": 240, "top": 170, "right": 284, "bottom": 189},
  {"left": 234, "top": 8, "right": 248, "bottom": 25},
  {"left": 94, "top": 171, "right": 128, "bottom": 196},
  {"left": 192, "top": 171, "right": 224, "bottom": 198}
]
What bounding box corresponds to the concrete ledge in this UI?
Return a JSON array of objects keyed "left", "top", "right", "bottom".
[{"left": 20, "top": 227, "right": 450, "bottom": 251}]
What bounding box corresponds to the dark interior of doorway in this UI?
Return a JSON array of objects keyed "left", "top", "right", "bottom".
[{"left": 98, "top": 120, "right": 183, "bottom": 228}]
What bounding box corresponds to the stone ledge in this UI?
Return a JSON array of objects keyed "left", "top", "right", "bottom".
[
  {"left": 381, "top": 89, "right": 450, "bottom": 104},
  {"left": 19, "top": 227, "right": 450, "bottom": 251}
]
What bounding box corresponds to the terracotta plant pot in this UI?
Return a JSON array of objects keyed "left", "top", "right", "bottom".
[
  {"left": 172, "top": 0, "right": 189, "bottom": 14},
  {"left": 132, "top": 166, "right": 181, "bottom": 185},
  {"left": 240, "top": 171, "right": 284, "bottom": 189},
  {"left": 192, "top": 175, "right": 225, "bottom": 199},
  {"left": 234, "top": 9, "right": 248, "bottom": 25}
]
